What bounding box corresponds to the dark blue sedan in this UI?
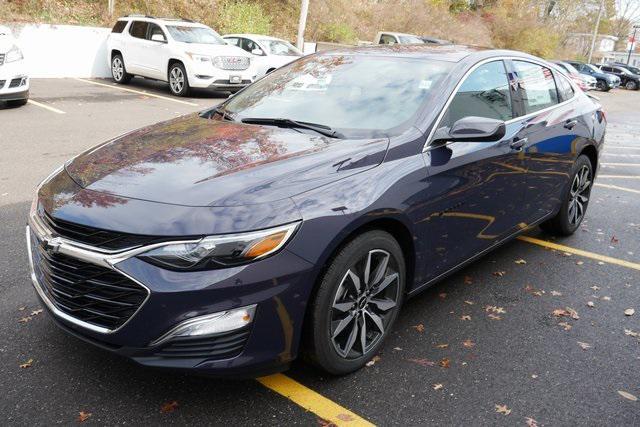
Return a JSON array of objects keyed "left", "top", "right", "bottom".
[{"left": 27, "top": 45, "right": 606, "bottom": 376}]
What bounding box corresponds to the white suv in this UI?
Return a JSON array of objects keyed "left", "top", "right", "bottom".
[
  {"left": 106, "top": 16, "right": 258, "bottom": 96},
  {"left": 0, "top": 25, "right": 29, "bottom": 106}
]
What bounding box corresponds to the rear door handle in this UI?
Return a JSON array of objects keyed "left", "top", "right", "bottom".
[
  {"left": 564, "top": 120, "right": 578, "bottom": 130},
  {"left": 510, "top": 137, "right": 527, "bottom": 150}
]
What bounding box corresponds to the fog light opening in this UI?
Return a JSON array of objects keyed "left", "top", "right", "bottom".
[{"left": 150, "top": 304, "right": 256, "bottom": 347}]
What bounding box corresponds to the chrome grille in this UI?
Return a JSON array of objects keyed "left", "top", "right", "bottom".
[
  {"left": 30, "top": 230, "right": 148, "bottom": 331},
  {"left": 214, "top": 56, "right": 250, "bottom": 71}
]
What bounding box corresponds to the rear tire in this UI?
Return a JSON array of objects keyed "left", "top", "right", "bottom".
[
  {"left": 111, "top": 54, "right": 132, "bottom": 84},
  {"left": 168, "top": 62, "right": 190, "bottom": 97},
  {"left": 305, "top": 230, "right": 405, "bottom": 375},
  {"left": 625, "top": 80, "right": 638, "bottom": 90},
  {"left": 540, "top": 155, "right": 593, "bottom": 236}
]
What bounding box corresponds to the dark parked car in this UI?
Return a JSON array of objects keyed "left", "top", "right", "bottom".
[
  {"left": 567, "top": 60, "right": 620, "bottom": 91},
  {"left": 27, "top": 45, "right": 606, "bottom": 376},
  {"left": 598, "top": 64, "right": 640, "bottom": 90},
  {"left": 606, "top": 61, "right": 640, "bottom": 75}
]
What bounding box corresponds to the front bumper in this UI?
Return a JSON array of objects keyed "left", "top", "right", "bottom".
[
  {"left": 0, "top": 59, "right": 29, "bottom": 97},
  {"left": 186, "top": 62, "right": 256, "bottom": 90},
  {"left": 26, "top": 215, "right": 317, "bottom": 377}
]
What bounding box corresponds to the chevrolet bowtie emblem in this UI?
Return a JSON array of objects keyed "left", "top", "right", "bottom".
[{"left": 42, "top": 236, "right": 63, "bottom": 255}]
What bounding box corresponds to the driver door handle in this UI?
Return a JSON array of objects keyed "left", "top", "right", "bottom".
[
  {"left": 510, "top": 137, "right": 527, "bottom": 150},
  {"left": 564, "top": 120, "right": 578, "bottom": 130}
]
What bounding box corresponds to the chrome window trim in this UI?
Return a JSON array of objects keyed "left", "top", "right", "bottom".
[{"left": 422, "top": 56, "right": 578, "bottom": 152}]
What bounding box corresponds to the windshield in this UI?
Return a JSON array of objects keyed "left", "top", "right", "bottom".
[
  {"left": 398, "top": 35, "right": 424, "bottom": 44},
  {"left": 166, "top": 25, "right": 225, "bottom": 44},
  {"left": 224, "top": 54, "right": 453, "bottom": 138},
  {"left": 258, "top": 39, "right": 302, "bottom": 56}
]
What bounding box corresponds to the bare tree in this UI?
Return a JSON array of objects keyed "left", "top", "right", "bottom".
[{"left": 611, "top": 0, "right": 640, "bottom": 50}]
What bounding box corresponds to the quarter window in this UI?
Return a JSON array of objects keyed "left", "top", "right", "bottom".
[
  {"left": 147, "top": 23, "right": 166, "bottom": 41},
  {"left": 379, "top": 34, "right": 397, "bottom": 45},
  {"left": 129, "top": 21, "right": 148, "bottom": 39},
  {"left": 512, "top": 61, "right": 559, "bottom": 114},
  {"left": 555, "top": 73, "right": 574, "bottom": 102},
  {"left": 441, "top": 60, "right": 513, "bottom": 127},
  {"left": 111, "top": 21, "right": 127, "bottom": 33}
]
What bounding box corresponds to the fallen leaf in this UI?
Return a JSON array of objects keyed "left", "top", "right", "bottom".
[
  {"left": 393, "top": 347, "right": 402, "bottom": 351},
  {"left": 365, "top": 355, "right": 381, "bottom": 367},
  {"left": 19, "top": 359, "right": 33, "bottom": 369},
  {"left": 435, "top": 343, "right": 449, "bottom": 349},
  {"left": 438, "top": 292, "right": 447, "bottom": 300},
  {"left": 590, "top": 285, "right": 600, "bottom": 291},
  {"left": 18, "top": 316, "right": 32, "bottom": 323},
  {"left": 611, "top": 235, "right": 619, "bottom": 244},
  {"left": 438, "top": 358, "right": 450, "bottom": 368},
  {"left": 495, "top": 404, "right": 511, "bottom": 415},
  {"left": 493, "top": 271, "right": 506, "bottom": 277},
  {"left": 624, "top": 329, "right": 639, "bottom": 337},
  {"left": 462, "top": 339, "right": 475, "bottom": 348},
  {"left": 515, "top": 259, "right": 527, "bottom": 265},
  {"left": 485, "top": 305, "right": 506, "bottom": 314},
  {"left": 531, "top": 374, "right": 538, "bottom": 379},
  {"left": 597, "top": 261, "right": 605, "bottom": 265},
  {"left": 587, "top": 301, "right": 595, "bottom": 308},
  {"left": 30, "top": 309, "right": 43, "bottom": 316},
  {"left": 618, "top": 390, "right": 638, "bottom": 401},
  {"left": 77, "top": 412, "right": 92, "bottom": 423},
  {"left": 460, "top": 315, "right": 471, "bottom": 321},
  {"left": 464, "top": 300, "right": 474, "bottom": 305},
  {"left": 464, "top": 276, "right": 473, "bottom": 285},
  {"left": 602, "top": 296, "right": 611, "bottom": 301},
  {"left": 412, "top": 323, "right": 425, "bottom": 333},
  {"left": 525, "top": 417, "right": 539, "bottom": 427},
  {"left": 576, "top": 261, "right": 584, "bottom": 265},
  {"left": 432, "top": 383, "right": 443, "bottom": 390},
  {"left": 553, "top": 307, "right": 579, "bottom": 320},
  {"left": 488, "top": 314, "right": 502, "bottom": 320},
  {"left": 336, "top": 413, "right": 354, "bottom": 422},
  {"left": 558, "top": 322, "right": 572, "bottom": 331},
  {"left": 624, "top": 308, "right": 635, "bottom": 316},
  {"left": 577, "top": 341, "right": 591, "bottom": 350},
  {"left": 317, "top": 417, "right": 337, "bottom": 427},
  {"left": 18, "top": 306, "right": 26, "bottom": 311},
  {"left": 407, "top": 358, "right": 435, "bottom": 367},
  {"left": 160, "top": 400, "right": 179, "bottom": 414},
  {"left": 562, "top": 252, "right": 572, "bottom": 257},
  {"left": 550, "top": 290, "right": 563, "bottom": 296}
]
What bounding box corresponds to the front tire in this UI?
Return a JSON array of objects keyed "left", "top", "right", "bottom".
[
  {"left": 596, "top": 80, "right": 610, "bottom": 91},
  {"left": 7, "top": 98, "right": 28, "bottom": 107},
  {"left": 111, "top": 54, "right": 131, "bottom": 84},
  {"left": 306, "top": 230, "right": 405, "bottom": 375},
  {"left": 540, "top": 155, "right": 593, "bottom": 236},
  {"left": 168, "top": 62, "right": 190, "bottom": 97}
]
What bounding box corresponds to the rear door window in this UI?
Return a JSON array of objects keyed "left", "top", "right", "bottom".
[
  {"left": 441, "top": 60, "right": 514, "bottom": 127},
  {"left": 555, "top": 72, "right": 574, "bottom": 102},
  {"left": 129, "top": 21, "right": 149, "bottom": 39},
  {"left": 512, "top": 61, "right": 559, "bottom": 114},
  {"left": 147, "top": 23, "right": 166, "bottom": 41}
]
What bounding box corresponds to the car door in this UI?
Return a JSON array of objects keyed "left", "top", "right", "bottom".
[
  {"left": 126, "top": 21, "right": 149, "bottom": 74},
  {"left": 507, "top": 60, "right": 585, "bottom": 223},
  {"left": 418, "top": 59, "right": 528, "bottom": 281},
  {"left": 139, "top": 23, "right": 168, "bottom": 79}
]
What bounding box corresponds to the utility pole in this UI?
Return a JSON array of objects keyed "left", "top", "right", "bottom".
[
  {"left": 587, "top": 0, "right": 604, "bottom": 64},
  {"left": 108, "top": 0, "right": 115, "bottom": 17},
  {"left": 628, "top": 25, "right": 639, "bottom": 64},
  {"left": 296, "top": 0, "right": 309, "bottom": 51}
]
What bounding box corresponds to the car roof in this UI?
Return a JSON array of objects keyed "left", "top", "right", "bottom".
[
  {"left": 318, "top": 44, "right": 536, "bottom": 63},
  {"left": 379, "top": 31, "right": 420, "bottom": 37},
  {"left": 117, "top": 16, "right": 205, "bottom": 26}
]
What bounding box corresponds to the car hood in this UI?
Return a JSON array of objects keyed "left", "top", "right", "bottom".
[
  {"left": 175, "top": 42, "right": 249, "bottom": 57},
  {"left": 65, "top": 113, "right": 389, "bottom": 207}
]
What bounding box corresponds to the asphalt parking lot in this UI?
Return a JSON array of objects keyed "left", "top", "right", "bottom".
[{"left": 1, "top": 78, "right": 639, "bottom": 425}]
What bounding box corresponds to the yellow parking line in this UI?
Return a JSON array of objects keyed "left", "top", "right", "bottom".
[
  {"left": 598, "top": 175, "right": 640, "bottom": 179},
  {"left": 257, "top": 374, "right": 374, "bottom": 426},
  {"left": 517, "top": 235, "right": 640, "bottom": 271},
  {"left": 595, "top": 183, "right": 640, "bottom": 194},
  {"left": 27, "top": 99, "right": 65, "bottom": 114},
  {"left": 74, "top": 78, "right": 199, "bottom": 106}
]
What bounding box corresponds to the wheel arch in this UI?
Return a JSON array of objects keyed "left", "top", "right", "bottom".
[
  {"left": 579, "top": 144, "right": 598, "bottom": 173},
  {"left": 167, "top": 58, "right": 186, "bottom": 78},
  {"left": 110, "top": 49, "right": 123, "bottom": 61}
]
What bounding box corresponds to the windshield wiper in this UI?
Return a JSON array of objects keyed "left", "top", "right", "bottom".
[
  {"left": 241, "top": 117, "right": 344, "bottom": 139},
  {"left": 214, "top": 106, "right": 234, "bottom": 121}
]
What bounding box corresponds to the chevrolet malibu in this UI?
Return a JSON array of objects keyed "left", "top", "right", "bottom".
[{"left": 27, "top": 45, "right": 605, "bottom": 376}]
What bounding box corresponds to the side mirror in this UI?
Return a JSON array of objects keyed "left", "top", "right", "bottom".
[
  {"left": 251, "top": 48, "right": 264, "bottom": 56},
  {"left": 434, "top": 116, "right": 506, "bottom": 143},
  {"left": 151, "top": 34, "right": 166, "bottom": 43}
]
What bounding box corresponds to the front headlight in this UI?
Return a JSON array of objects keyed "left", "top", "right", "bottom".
[
  {"left": 187, "top": 53, "right": 211, "bottom": 63},
  {"left": 5, "top": 45, "right": 23, "bottom": 63},
  {"left": 138, "top": 221, "right": 300, "bottom": 270}
]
